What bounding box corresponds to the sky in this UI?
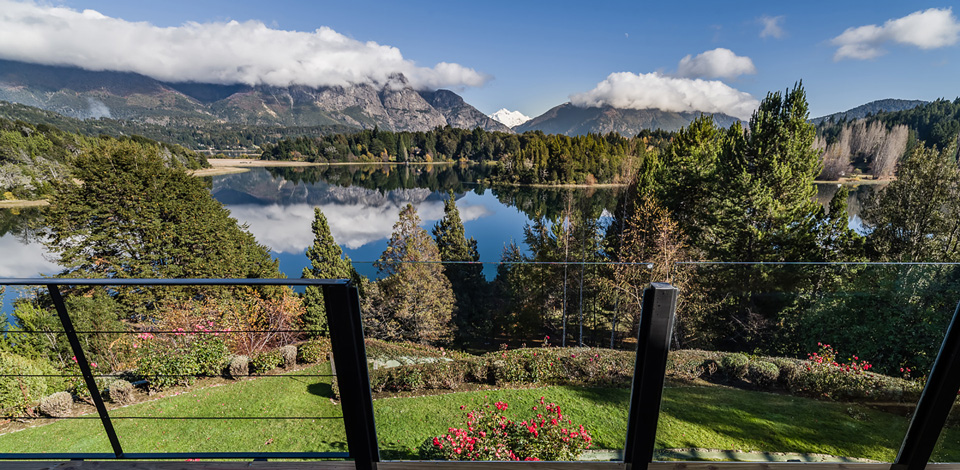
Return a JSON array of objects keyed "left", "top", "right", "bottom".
[{"left": 1, "top": 0, "right": 959, "bottom": 120}]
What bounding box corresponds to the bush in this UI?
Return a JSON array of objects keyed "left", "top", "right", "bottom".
[
  {"left": 191, "top": 334, "right": 228, "bottom": 377},
  {"left": 749, "top": 361, "right": 780, "bottom": 385},
  {"left": 228, "top": 355, "right": 249, "bottom": 379},
  {"left": 63, "top": 359, "right": 107, "bottom": 399},
  {"left": 280, "top": 345, "right": 297, "bottom": 368},
  {"left": 297, "top": 340, "right": 330, "bottom": 364},
  {"left": 108, "top": 379, "right": 135, "bottom": 405},
  {"left": 39, "top": 391, "right": 73, "bottom": 417},
  {"left": 250, "top": 350, "right": 283, "bottom": 374},
  {"left": 134, "top": 332, "right": 200, "bottom": 392},
  {"left": 720, "top": 353, "right": 750, "bottom": 380},
  {"left": 424, "top": 398, "right": 592, "bottom": 461},
  {"left": 0, "top": 352, "right": 57, "bottom": 415}
]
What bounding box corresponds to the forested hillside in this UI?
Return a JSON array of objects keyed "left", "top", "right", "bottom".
[
  {"left": 260, "top": 126, "right": 663, "bottom": 185},
  {"left": 0, "top": 117, "right": 206, "bottom": 198}
]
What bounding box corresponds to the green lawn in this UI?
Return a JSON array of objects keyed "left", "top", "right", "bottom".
[{"left": 2, "top": 365, "right": 960, "bottom": 462}]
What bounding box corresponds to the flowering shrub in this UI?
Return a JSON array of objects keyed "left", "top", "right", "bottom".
[
  {"left": 423, "top": 397, "right": 592, "bottom": 461},
  {"left": 65, "top": 355, "right": 106, "bottom": 398},
  {"left": 791, "top": 343, "right": 913, "bottom": 400}
]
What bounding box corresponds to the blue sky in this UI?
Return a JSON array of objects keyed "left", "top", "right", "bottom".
[{"left": 4, "top": 0, "right": 960, "bottom": 119}]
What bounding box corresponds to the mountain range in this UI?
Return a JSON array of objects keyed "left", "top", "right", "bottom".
[
  {"left": 0, "top": 59, "right": 510, "bottom": 133},
  {"left": 0, "top": 59, "right": 933, "bottom": 143}
]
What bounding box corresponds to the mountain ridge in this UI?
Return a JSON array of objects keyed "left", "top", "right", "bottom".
[
  {"left": 0, "top": 59, "right": 509, "bottom": 133},
  {"left": 810, "top": 99, "right": 928, "bottom": 125},
  {"left": 516, "top": 102, "right": 741, "bottom": 136}
]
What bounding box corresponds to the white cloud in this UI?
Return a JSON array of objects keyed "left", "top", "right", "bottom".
[
  {"left": 832, "top": 8, "right": 960, "bottom": 61},
  {"left": 569, "top": 72, "right": 759, "bottom": 120},
  {"left": 676, "top": 48, "right": 757, "bottom": 79},
  {"left": 759, "top": 15, "right": 785, "bottom": 39},
  {"left": 226, "top": 198, "right": 492, "bottom": 253},
  {"left": 0, "top": 234, "right": 59, "bottom": 277},
  {"left": 0, "top": 0, "right": 489, "bottom": 89}
]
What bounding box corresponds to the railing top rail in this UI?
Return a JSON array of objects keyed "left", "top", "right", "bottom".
[{"left": 0, "top": 278, "right": 351, "bottom": 286}]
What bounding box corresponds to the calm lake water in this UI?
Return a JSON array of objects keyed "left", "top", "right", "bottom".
[{"left": 0, "top": 163, "right": 876, "bottom": 317}]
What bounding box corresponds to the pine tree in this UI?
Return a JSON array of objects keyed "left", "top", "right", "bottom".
[
  {"left": 301, "top": 208, "right": 358, "bottom": 337},
  {"left": 370, "top": 204, "right": 455, "bottom": 344},
  {"left": 707, "top": 83, "right": 823, "bottom": 262},
  {"left": 432, "top": 193, "right": 488, "bottom": 342}
]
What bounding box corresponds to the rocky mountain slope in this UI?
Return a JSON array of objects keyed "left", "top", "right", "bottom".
[
  {"left": 516, "top": 102, "right": 741, "bottom": 136},
  {"left": 0, "top": 59, "right": 509, "bottom": 133},
  {"left": 810, "top": 99, "right": 927, "bottom": 125}
]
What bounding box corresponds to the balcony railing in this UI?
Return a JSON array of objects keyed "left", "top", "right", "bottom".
[{"left": 0, "top": 270, "right": 959, "bottom": 470}]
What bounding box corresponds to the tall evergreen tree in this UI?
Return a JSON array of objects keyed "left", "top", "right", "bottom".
[
  {"left": 707, "top": 83, "right": 823, "bottom": 262},
  {"left": 301, "top": 208, "right": 359, "bottom": 337},
  {"left": 369, "top": 204, "right": 455, "bottom": 344},
  {"left": 432, "top": 193, "right": 488, "bottom": 342}
]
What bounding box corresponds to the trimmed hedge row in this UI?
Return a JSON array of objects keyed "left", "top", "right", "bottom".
[
  {"left": 368, "top": 347, "right": 636, "bottom": 393},
  {"left": 366, "top": 347, "right": 924, "bottom": 402},
  {"left": 666, "top": 349, "right": 924, "bottom": 402}
]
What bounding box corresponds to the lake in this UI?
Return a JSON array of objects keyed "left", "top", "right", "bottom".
[
  {"left": 0, "top": 164, "right": 626, "bottom": 315},
  {"left": 0, "top": 163, "right": 876, "bottom": 316}
]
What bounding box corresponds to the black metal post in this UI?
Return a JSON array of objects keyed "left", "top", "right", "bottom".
[
  {"left": 48, "top": 284, "right": 125, "bottom": 458},
  {"left": 623, "top": 282, "right": 677, "bottom": 469},
  {"left": 894, "top": 300, "right": 960, "bottom": 470},
  {"left": 323, "top": 283, "right": 379, "bottom": 470}
]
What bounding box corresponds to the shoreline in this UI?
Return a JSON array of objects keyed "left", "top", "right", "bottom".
[
  {"left": 206, "top": 158, "right": 459, "bottom": 168},
  {"left": 0, "top": 199, "right": 49, "bottom": 209},
  {"left": 814, "top": 178, "right": 894, "bottom": 185}
]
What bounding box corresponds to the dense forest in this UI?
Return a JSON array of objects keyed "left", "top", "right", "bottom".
[
  {"left": 816, "top": 98, "right": 960, "bottom": 176},
  {"left": 260, "top": 126, "right": 673, "bottom": 185}
]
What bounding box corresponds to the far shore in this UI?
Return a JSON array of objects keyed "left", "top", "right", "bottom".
[
  {"left": 0, "top": 199, "right": 49, "bottom": 209},
  {"left": 814, "top": 177, "right": 894, "bottom": 185},
  {"left": 206, "top": 158, "right": 459, "bottom": 168}
]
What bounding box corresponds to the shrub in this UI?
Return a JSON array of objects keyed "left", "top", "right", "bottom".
[
  {"left": 424, "top": 398, "right": 592, "bottom": 461},
  {"left": 720, "top": 353, "right": 750, "bottom": 380},
  {"left": 228, "top": 355, "right": 249, "bottom": 379},
  {"left": 108, "top": 379, "right": 135, "bottom": 405},
  {"left": 63, "top": 358, "right": 107, "bottom": 399},
  {"left": 191, "top": 334, "right": 228, "bottom": 377},
  {"left": 39, "top": 391, "right": 73, "bottom": 417},
  {"left": 250, "top": 350, "right": 283, "bottom": 374},
  {"left": 135, "top": 333, "right": 199, "bottom": 392},
  {"left": 0, "top": 352, "right": 57, "bottom": 415},
  {"left": 749, "top": 361, "right": 780, "bottom": 385},
  {"left": 280, "top": 345, "right": 298, "bottom": 368},
  {"left": 297, "top": 340, "right": 330, "bottom": 364}
]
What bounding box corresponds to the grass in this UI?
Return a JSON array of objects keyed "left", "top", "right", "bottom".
[
  {"left": 3, "top": 364, "right": 960, "bottom": 462},
  {"left": 0, "top": 364, "right": 346, "bottom": 454}
]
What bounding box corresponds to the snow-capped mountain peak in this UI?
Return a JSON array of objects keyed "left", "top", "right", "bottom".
[{"left": 489, "top": 108, "right": 531, "bottom": 128}]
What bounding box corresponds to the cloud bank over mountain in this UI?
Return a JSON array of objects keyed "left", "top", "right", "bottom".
[
  {"left": 0, "top": 0, "right": 489, "bottom": 90},
  {"left": 569, "top": 72, "right": 759, "bottom": 120},
  {"left": 832, "top": 7, "right": 960, "bottom": 60}
]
